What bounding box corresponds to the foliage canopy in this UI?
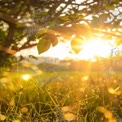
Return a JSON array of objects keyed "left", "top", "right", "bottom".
[{"left": 0, "top": 0, "right": 122, "bottom": 66}]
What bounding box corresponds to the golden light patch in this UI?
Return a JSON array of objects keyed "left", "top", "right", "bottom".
[
  {"left": 0, "top": 114, "right": 6, "bottom": 121},
  {"left": 21, "top": 107, "right": 28, "bottom": 113},
  {"left": 98, "top": 106, "right": 116, "bottom": 122},
  {"left": 78, "top": 88, "right": 85, "bottom": 92},
  {"left": 108, "top": 87, "right": 121, "bottom": 95},
  {"left": 61, "top": 106, "right": 71, "bottom": 113},
  {"left": 0, "top": 78, "right": 9, "bottom": 83},
  {"left": 63, "top": 112, "right": 76, "bottom": 121},
  {"left": 12, "top": 120, "right": 21, "bottom": 122},
  {"left": 82, "top": 75, "right": 89, "bottom": 81},
  {"left": 22, "top": 74, "right": 31, "bottom": 81},
  {"left": 9, "top": 98, "right": 15, "bottom": 106}
]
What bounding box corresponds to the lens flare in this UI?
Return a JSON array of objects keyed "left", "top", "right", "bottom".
[{"left": 22, "top": 74, "right": 31, "bottom": 81}]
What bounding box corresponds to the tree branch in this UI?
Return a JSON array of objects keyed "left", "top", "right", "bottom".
[
  {"left": 0, "top": 12, "right": 18, "bottom": 25},
  {"left": 93, "top": 28, "right": 122, "bottom": 38}
]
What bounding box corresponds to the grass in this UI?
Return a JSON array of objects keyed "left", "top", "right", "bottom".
[{"left": 0, "top": 70, "right": 122, "bottom": 122}]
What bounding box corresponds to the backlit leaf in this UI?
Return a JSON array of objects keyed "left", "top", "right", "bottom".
[
  {"left": 51, "top": 38, "right": 58, "bottom": 47},
  {"left": 36, "top": 28, "right": 48, "bottom": 38},
  {"left": 37, "top": 38, "right": 51, "bottom": 54},
  {"left": 72, "top": 24, "right": 91, "bottom": 37},
  {"left": 44, "top": 33, "right": 58, "bottom": 47},
  {"left": 71, "top": 36, "right": 85, "bottom": 53}
]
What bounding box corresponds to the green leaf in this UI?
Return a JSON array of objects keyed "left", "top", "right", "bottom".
[
  {"left": 49, "top": 20, "right": 56, "bottom": 28},
  {"left": 58, "top": 16, "right": 69, "bottom": 21},
  {"left": 36, "top": 28, "right": 48, "bottom": 38},
  {"left": 103, "top": 4, "right": 115, "bottom": 10},
  {"left": 37, "top": 38, "right": 51, "bottom": 54}
]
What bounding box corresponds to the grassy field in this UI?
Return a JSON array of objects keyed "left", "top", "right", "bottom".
[{"left": 0, "top": 70, "right": 122, "bottom": 122}]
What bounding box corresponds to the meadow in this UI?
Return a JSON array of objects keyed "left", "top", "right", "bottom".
[{"left": 0, "top": 69, "right": 122, "bottom": 122}]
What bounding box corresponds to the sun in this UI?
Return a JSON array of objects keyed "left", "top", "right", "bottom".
[{"left": 76, "top": 38, "right": 113, "bottom": 61}]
